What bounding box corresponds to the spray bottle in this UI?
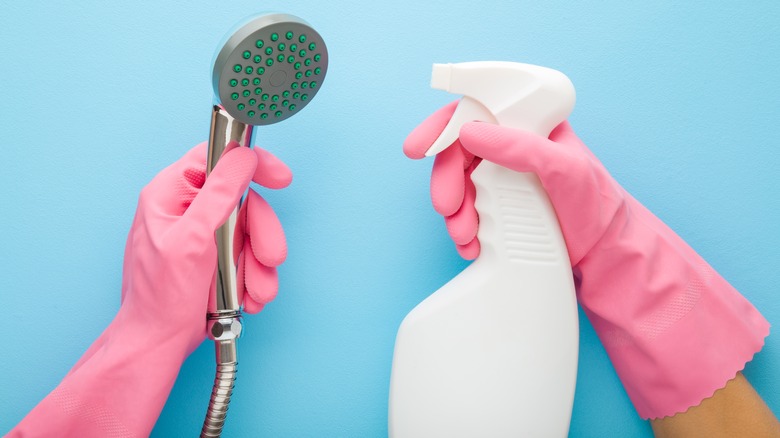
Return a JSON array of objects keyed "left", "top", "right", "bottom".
[{"left": 389, "top": 62, "right": 579, "bottom": 437}]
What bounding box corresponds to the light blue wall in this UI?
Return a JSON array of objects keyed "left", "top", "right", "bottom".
[{"left": 1, "top": 1, "right": 778, "bottom": 436}]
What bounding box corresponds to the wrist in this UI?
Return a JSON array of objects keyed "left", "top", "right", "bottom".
[
  {"left": 11, "top": 308, "right": 197, "bottom": 438},
  {"left": 576, "top": 201, "right": 770, "bottom": 419},
  {"left": 111, "top": 305, "right": 201, "bottom": 362},
  {"left": 60, "top": 309, "right": 195, "bottom": 435}
]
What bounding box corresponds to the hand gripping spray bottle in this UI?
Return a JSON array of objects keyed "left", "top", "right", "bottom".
[{"left": 389, "top": 62, "right": 578, "bottom": 437}]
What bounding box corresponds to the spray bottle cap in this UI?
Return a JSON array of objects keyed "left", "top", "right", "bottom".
[{"left": 425, "top": 62, "right": 576, "bottom": 156}]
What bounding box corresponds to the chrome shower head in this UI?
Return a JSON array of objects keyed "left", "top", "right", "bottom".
[
  {"left": 201, "top": 13, "right": 328, "bottom": 437},
  {"left": 212, "top": 13, "right": 329, "bottom": 125}
]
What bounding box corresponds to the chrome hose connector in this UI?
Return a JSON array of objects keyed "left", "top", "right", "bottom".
[
  {"left": 207, "top": 314, "right": 243, "bottom": 342},
  {"left": 201, "top": 313, "right": 242, "bottom": 437}
]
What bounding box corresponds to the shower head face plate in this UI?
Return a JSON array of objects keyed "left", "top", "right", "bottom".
[{"left": 213, "top": 13, "right": 328, "bottom": 126}]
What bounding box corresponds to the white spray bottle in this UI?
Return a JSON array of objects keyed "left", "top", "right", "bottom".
[{"left": 389, "top": 62, "right": 579, "bottom": 437}]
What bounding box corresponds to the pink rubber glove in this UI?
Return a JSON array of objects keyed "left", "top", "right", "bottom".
[
  {"left": 235, "top": 146, "right": 293, "bottom": 314},
  {"left": 9, "top": 142, "right": 291, "bottom": 437},
  {"left": 404, "top": 102, "right": 770, "bottom": 419}
]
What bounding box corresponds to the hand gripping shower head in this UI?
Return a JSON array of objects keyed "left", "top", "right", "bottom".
[{"left": 202, "top": 13, "right": 328, "bottom": 438}]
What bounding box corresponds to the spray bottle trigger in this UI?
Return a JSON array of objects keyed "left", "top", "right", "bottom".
[{"left": 425, "top": 96, "right": 497, "bottom": 157}]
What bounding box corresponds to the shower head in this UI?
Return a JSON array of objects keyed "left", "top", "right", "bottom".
[
  {"left": 212, "top": 13, "right": 329, "bottom": 126},
  {"left": 202, "top": 13, "right": 328, "bottom": 437},
  {"left": 207, "top": 12, "right": 330, "bottom": 316}
]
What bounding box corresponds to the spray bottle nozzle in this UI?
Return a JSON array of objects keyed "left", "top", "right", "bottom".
[
  {"left": 430, "top": 64, "right": 452, "bottom": 91},
  {"left": 425, "top": 62, "right": 576, "bottom": 157}
]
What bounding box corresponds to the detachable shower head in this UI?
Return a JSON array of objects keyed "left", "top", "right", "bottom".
[
  {"left": 212, "top": 13, "right": 329, "bottom": 125},
  {"left": 206, "top": 12, "right": 329, "bottom": 317},
  {"left": 201, "top": 13, "right": 328, "bottom": 438}
]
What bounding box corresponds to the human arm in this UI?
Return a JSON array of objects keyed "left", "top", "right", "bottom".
[
  {"left": 8, "top": 142, "right": 291, "bottom": 437},
  {"left": 651, "top": 373, "right": 780, "bottom": 438},
  {"left": 403, "top": 102, "right": 772, "bottom": 425}
]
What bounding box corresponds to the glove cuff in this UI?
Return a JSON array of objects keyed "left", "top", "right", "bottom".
[{"left": 578, "top": 196, "right": 770, "bottom": 419}]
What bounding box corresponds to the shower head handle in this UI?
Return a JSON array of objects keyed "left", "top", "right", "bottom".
[{"left": 206, "top": 105, "right": 253, "bottom": 315}]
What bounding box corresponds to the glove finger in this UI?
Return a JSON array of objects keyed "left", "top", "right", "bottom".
[
  {"left": 243, "top": 294, "right": 266, "bottom": 314},
  {"left": 403, "top": 100, "right": 460, "bottom": 159},
  {"left": 445, "top": 174, "right": 478, "bottom": 246},
  {"left": 237, "top": 250, "right": 269, "bottom": 315},
  {"left": 183, "top": 146, "right": 257, "bottom": 234},
  {"left": 252, "top": 147, "right": 293, "bottom": 189},
  {"left": 431, "top": 141, "right": 467, "bottom": 216},
  {"left": 246, "top": 190, "right": 287, "bottom": 267},
  {"left": 461, "top": 147, "right": 478, "bottom": 170},
  {"left": 456, "top": 238, "right": 480, "bottom": 260},
  {"left": 459, "top": 122, "right": 579, "bottom": 185},
  {"left": 236, "top": 239, "right": 269, "bottom": 314},
  {"left": 244, "top": 246, "right": 280, "bottom": 305},
  {"left": 237, "top": 249, "right": 246, "bottom": 305}
]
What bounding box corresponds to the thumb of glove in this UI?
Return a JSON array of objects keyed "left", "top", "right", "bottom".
[{"left": 184, "top": 146, "right": 258, "bottom": 234}]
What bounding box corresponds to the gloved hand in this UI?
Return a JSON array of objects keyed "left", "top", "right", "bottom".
[
  {"left": 117, "top": 142, "right": 291, "bottom": 351},
  {"left": 404, "top": 102, "right": 770, "bottom": 419},
  {"left": 234, "top": 145, "right": 292, "bottom": 315},
  {"left": 9, "top": 142, "right": 291, "bottom": 437}
]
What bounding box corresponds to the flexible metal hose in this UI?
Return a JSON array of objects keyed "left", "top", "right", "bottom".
[
  {"left": 200, "top": 361, "right": 237, "bottom": 437},
  {"left": 200, "top": 333, "right": 241, "bottom": 437}
]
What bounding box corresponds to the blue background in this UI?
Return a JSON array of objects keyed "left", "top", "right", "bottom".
[{"left": 1, "top": 1, "right": 778, "bottom": 436}]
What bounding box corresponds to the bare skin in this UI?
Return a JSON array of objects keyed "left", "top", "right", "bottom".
[{"left": 651, "top": 373, "right": 780, "bottom": 438}]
